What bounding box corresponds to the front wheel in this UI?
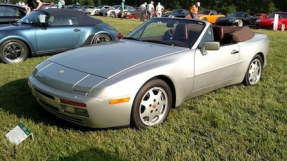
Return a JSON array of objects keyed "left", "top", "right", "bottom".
[
  {"left": 0, "top": 39, "right": 29, "bottom": 64},
  {"left": 91, "top": 34, "right": 112, "bottom": 45},
  {"left": 131, "top": 79, "right": 172, "bottom": 129},
  {"left": 243, "top": 55, "right": 263, "bottom": 86}
]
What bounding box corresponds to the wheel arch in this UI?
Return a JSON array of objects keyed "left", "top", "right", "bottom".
[
  {"left": 83, "top": 32, "right": 113, "bottom": 46},
  {"left": 151, "top": 75, "right": 177, "bottom": 108},
  {"left": 0, "top": 37, "right": 33, "bottom": 56},
  {"left": 256, "top": 52, "right": 265, "bottom": 65}
]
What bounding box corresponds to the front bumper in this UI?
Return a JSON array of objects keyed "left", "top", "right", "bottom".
[{"left": 28, "top": 76, "right": 132, "bottom": 128}]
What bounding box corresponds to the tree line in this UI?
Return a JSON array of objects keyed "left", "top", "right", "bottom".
[{"left": 2, "top": 0, "right": 287, "bottom": 13}]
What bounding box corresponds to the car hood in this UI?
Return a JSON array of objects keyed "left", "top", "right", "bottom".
[
  {"left": 0, "top": 23, "right": 32, "bottom": 31},
  {"left": 49, "top": 40, "right": 186, "bottom": 79},
  {"left": 259, "top": 18, "right": 274, "bottom": 24}
]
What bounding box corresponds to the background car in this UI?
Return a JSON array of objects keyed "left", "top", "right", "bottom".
[
  {"left": 107, "top": 5, "right": 136, "bottom": 18},
  {"left": 198, "top": 10, "right": 225, "bottom": 23},
  {"left": 256, "top": 12, "right": 287, "bottom": 30},
  {"left": 99, "top": 5, "right": 113, "bottom": 16},
  {"left": 29, "top": 18, "right": 268, "bottom": 129},
  {"left": 162, "top": 9, "right": 189, "bottom": 18},
  {"left": 104, "top": 5, "right": 121, "bottom": 17},
  {"left": 216, "top": 12, "right": 258, "bottom": 27},
  {"left": 127, "top": 7, "right": 141, "bottom": 19},
  {"left": 256, "top": 13, "right": 268, "bottom": 20},
  {"left": 88, "top": 5, "right": 109, "bottom": 16},
  {"left": 84, "top": 6, "right": 98, "bottom": 15},
  {"left": 0, "top": 4, "right": 27, "bottom": 24},
  {"left": 0, "top": 9, "right": 119, "bottom": 63}
]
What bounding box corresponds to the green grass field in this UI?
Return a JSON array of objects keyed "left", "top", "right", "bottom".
[{"left": 0, "top": 17, "right": 286, "bottom": 161}]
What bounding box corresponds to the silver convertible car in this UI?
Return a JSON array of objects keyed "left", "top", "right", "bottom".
[{"left": 29, "top": 18, "right": 269, "bottom": 129}]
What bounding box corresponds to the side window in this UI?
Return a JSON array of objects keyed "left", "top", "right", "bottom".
[
  {"left": 48, "top": 16, "right": 79, "bottom": 26},
  {"left": 0, "top": 6, "right": 21, "bottom": 17},
  {"left": 198, "top": 26, "right": 214, "bottom": 48}
]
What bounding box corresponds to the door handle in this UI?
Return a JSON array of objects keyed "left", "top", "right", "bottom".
[
  {"left": 73, "top": 29, "right": 80, "bottom": 32},
  {"left": 231, "top": 50, "right": 239, "bottom": 54}
]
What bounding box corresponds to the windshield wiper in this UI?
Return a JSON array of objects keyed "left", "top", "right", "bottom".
[{"left": 141, "top": 40, "right": 173, "bottom": 46}]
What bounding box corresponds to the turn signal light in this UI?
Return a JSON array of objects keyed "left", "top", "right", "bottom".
[
  {"left": 117, "top": 33, "right": 124, "bottom": 39},
  {"left": 109, "top": 97, "right": 130, "bottom": 105},
  {"left": 60, "top": 98, "right": 86, "bottom": 107}
]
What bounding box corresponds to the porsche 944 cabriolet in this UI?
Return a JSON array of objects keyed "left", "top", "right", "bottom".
[{"left": 29, "top": 18, "right": 269, "bottom": 129}]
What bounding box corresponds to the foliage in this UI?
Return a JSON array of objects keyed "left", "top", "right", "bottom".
[
  {"left": 1, "top": 0, "right": 287, "bottom": 13},
  {"left": 0, "top": 17, "right": 287, "bottom": 161}
]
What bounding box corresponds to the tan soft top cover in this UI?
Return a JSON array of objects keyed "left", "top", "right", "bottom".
[{"left": 213, "top": 26, "right": 255, "bottom": 44}]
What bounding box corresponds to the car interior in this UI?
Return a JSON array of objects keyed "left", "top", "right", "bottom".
[{"left": 161, "top": 23, "right": 204, "bottom": 47}]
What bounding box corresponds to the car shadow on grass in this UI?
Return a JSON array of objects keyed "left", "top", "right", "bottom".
[
  {"left": 0, "top": 78, "right": 125, "bottom": 132},
  {"left": 58, "top": 148, "right": 127, "bottom": 161}
]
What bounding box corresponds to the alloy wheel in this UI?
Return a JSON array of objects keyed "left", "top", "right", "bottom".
[{"left": 139, "top": 87, "right": 169, "bottom": 126}]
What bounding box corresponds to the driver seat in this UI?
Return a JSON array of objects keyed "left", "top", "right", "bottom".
[{"left": 173, "top": 23, "right": 189, "bottom": 42}]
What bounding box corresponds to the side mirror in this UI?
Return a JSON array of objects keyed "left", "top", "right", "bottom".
[
  {"left": 202, "top": 42, "right": 220, "bottom": 51},
  {"left": 200, "top": 42, "right": 220, "bottom": 55}
]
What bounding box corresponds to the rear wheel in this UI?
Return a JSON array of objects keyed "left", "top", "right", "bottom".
[
  {"left": 0, "top": 39, "right": 29, "bottom": 64},
  {"left": 131, "top": 79, "right": 172, "bottom": 129},
  {"left": 243, "top": 55, "right": 263, "bottom": 86},
  {"left": 91, "top": 34, "right": 112, "bottom": 45}
]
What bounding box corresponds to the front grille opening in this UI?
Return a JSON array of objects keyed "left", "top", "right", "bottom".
[{"left": 39, "top": 100, "right": 84, "bottom": 125}]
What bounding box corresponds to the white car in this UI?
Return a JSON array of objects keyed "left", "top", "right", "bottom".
[
  {"left": 99, "top": 5, "right": 113, "bottom": 16},
  {"left": 83, "top": 6, "right": 96, "bottom": 15},
  {"left": 107, "top": 5, "right": 136, "bottom": 18},
  {"left": 88, "top": 5, "right": 108, "bottom": 16}
]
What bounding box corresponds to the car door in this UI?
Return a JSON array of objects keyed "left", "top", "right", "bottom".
[
  {"left": 193, "top": 26, "right": 241, "bottom": 91},
  {"left": 35, "top": 14, "right": 81, "bottom": 53}
]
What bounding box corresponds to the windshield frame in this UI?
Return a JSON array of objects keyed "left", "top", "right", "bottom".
[{"left": 126, "top": 18, "right": 206, "bottom": 48}]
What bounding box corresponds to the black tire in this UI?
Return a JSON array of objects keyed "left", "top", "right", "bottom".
[
  {"left": 243, "top": 55, "right": 263, "bottom": 86},
  {"left": 0, "top": 39, "right": 29, "bottom": 64},
  {"left": 91, "top": 34, "right": 112, "bottom": 45},
  {"left": 131, "top": 79, "right": 173, "bottom": 129}
]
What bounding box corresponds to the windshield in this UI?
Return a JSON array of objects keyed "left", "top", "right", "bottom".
[
  {"left": 228, "top": 12, "right": 245, "bottom": 18},
  {"left": 199, "top": 10, "right": 210, "bottom": 15},
  {"left": 172, "top": 9, "right": 187, "bottom": 14},
  {"left": 268, "top": 13, "right": 287, "bottom": 18},
  {"left": 112, "top": 5, "right": 120, "bottom": 9},
  {"left": 126, "top": 18, "right": 205, "bottom": 48},
  {"left": 18, "top": 11, "right": 47, "bottom": 24}
]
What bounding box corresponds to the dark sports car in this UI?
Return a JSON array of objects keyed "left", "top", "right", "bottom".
[
  {"left": 0, "top": 8, "right": 119, "bottom": 63},
  {"left": 216, "top": 12, "right": 257, "bottom": 27},
  {"left": 0, "top": 4, "right": 27, "bottom": 24},
  {"left": 162, "top": 9, "right": 189, "bottom": 18}
]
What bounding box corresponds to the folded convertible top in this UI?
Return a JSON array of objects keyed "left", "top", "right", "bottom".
[{"left": 213, "top": 26, "right": 255, "bottom": 44}]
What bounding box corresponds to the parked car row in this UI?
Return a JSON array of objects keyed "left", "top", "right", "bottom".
[{"left": 64, "top": 3, "right": 287, "bottom": 29}]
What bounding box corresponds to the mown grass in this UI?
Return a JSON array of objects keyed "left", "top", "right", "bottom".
[{"left": 0, "top": 17, "right": 286, "bottom": 161}]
